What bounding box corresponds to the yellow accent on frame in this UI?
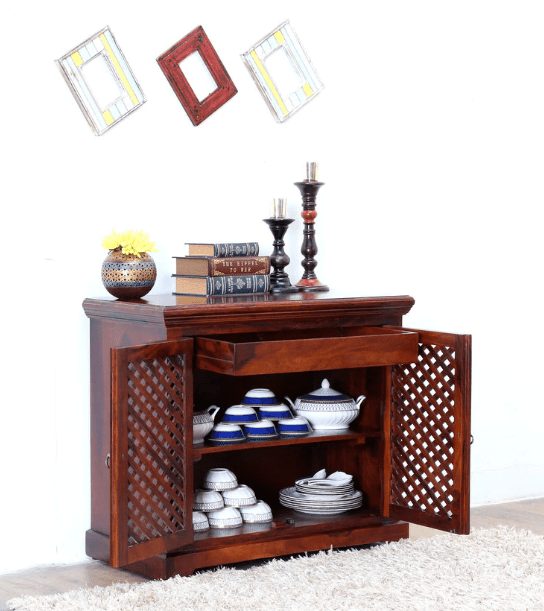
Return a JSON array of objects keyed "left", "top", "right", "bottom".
[
  {"left": 274, "top": 31, "right": 285, "bottom": 44},
  {"left": 250, "top": 51, "right": 288, "bottom": 116},
  {"left": 99, "top": 33, "right": 139, "bottom": 106},
  {"left": 71, "top": 51, "right": 83, "bottom": 66},
  {"left": 303, "top": 83, "right": 313, "bottom": 97},
  {"left": 103, "top": 110, "right": 114, "bottom": 125}
]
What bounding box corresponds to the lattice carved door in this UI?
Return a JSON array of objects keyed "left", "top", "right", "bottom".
[
  {"left": 389, "top": 329, "right": 471, "bottom": 534},
  {"left": 110, "top": 339, "right": 194, "bottom": 567}
]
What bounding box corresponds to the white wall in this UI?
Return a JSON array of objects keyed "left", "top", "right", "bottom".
[{"left": 2, "top": 0, "right": 543, "bottom": 574}]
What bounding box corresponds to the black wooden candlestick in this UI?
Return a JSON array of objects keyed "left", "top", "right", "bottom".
[
  {"left": 294, "top": 179, "right": 329, "bottom": 292},
  {"left": 263, "top": 218, "right": 299, "bottom": 294}
]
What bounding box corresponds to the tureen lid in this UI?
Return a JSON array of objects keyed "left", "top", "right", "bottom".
[{"left": 300, "top": 379, "right": 351, "bottom": 401}]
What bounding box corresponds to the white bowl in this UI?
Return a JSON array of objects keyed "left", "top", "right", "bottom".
[
  {"left": 240, "top": 500, "right": 273, "bottom": 523},
  {"left": 192, "top": 511, "right": 210, "bottom": 531},
  {"left": 193, "top": 489, "right": 224, "bottom": 511},
  {"left": 222, "top": 485, "right": 257, "bottom": 507},
  {"left": 207, "top": 506, "right": 243, "bottom": 529},
  {"left": 203, "top": 468, "right": 238, "bottom": 491}
]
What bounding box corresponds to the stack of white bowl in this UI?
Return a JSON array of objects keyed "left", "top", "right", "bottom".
[
  {"left": 193, "top": 468, "right": 273, "bottom": 531},
  {"left": 208, "top": 388, "right": 304, "bottom": 444}
]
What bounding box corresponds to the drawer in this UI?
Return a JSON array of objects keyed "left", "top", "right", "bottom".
[{"left": 195, "top": 326, "right": 419, "bottom": 375}]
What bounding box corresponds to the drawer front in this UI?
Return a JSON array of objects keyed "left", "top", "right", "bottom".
[{"left": 195, "top": 327, "right": 419, "bottom": 375}]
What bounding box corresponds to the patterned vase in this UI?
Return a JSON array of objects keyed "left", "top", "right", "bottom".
[{"left": 101, "top": 249, "right": 157, "bottom": 299}]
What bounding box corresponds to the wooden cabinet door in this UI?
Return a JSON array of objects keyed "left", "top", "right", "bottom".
[
  {"left": 110, "top": 339, "right": 194, "bottom": 567},
  {"left": 388, "top": 329, "right": 471, "bottom": 534}
]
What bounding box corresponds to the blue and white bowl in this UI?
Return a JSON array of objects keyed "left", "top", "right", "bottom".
[
  {"left": 258, "top": 404, "right": 292, "bottom": 421},
  {"left": 241, "top": 389, "right": 292, "bottom": 421},
  {"left": 222, "top": 405, "right": 259, "bottom": 424},
  {"left": 244, "top": 419, "right": 278, "bottom": 438},
  {"left": 241, "top": 388, "right": 279, "bottom": 407},
  {"left": 208, "top": 423, "right": 246, "bottom": 442},
  {"left": 277, "top": 416, "right": 312, "bottom": 436}
]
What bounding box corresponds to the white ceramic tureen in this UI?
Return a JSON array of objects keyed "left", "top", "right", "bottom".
[
  {"left": 285, "top": 379, "right": 365, "bottom": 430},
  {"left": 192, "top": 405, "right": 220, "bottom": 444}
]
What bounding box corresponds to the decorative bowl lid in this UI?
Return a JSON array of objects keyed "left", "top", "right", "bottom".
[{"left": 300, "top": 379, "right": 352, "bottom": 402}]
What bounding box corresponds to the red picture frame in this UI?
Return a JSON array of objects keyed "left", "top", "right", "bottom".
[{"left": 157, "top": 26, "right": 237, "bottom": 126}]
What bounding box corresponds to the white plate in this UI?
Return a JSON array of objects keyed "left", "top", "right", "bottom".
[
  {"left": 295, "top": 484, "right": 354, "bottom": 495},
  {"left": 281, "top": 487, "right": 361, "bottom": 502},
  {"left": 279, "top": 486, "right": 362, "bottom": 513}
]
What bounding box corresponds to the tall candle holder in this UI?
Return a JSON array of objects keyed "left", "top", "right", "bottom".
[
  {"left": 294, "top": 162, "right": 329, "bottom": 292},
  {"left": 263, "top": 217, "right": 299, "bottom": 294}
]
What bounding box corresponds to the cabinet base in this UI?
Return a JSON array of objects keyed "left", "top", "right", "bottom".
[{"left": 87, "top": 517, "right": 409, "bottom": 579}]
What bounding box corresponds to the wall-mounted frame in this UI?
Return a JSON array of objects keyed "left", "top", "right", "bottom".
[
  {"left": 241, "top": 20, "right": 324, "bottom": 123},
  {"left": 157, "top": 26, "right": 237, "bottom": 126},
  {"left": 55, "top": 27, "right": 146, "bottom": 136}
]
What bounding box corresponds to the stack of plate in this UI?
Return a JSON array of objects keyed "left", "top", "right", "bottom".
[{"left": 279, "top": 470, "right": 362, "bottom": 515}]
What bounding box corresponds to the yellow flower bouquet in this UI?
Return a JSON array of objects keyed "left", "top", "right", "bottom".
[{"left": 102, "top": 229, "right": 158, "bottom": 258}]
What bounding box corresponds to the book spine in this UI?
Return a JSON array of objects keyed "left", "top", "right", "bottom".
[
  {"left": 207, "top": 275, "right": 270, "bottom": 295},
  {"left": 214, "top": 242, "right": 259, "bottom": 257},
  {"left": 209, "top": 257, "right": 270, "bottom": 276}
]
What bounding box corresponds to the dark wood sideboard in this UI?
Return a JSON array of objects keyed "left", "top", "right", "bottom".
[{"left": 82, "top": 291, "right": 471, "bottom": 579}]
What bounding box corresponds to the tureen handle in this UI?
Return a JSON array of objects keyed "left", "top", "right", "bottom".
[
  {"left": 208, "top": 405, "right": 220, "bottom": 421},
  {"left": 321, "top": 379, "right": 330, "bottom": 388},
  {"left": 355, "top": 395, "right": 366, "bottom": 408},
  {"left": 284, "top": 396, "right": 296, "bottom": 411}
]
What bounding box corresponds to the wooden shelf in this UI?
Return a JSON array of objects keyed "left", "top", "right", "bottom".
[
  {"left": 185, "top": 506, "right": 386, "bottom": 551},
  {"left": 193, "top": 428, "right": 379, "bottom": 459}
]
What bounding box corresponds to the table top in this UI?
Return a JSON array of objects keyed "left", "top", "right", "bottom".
[{"left": 83, "top": 291, "right": 415, "bottom": 326}]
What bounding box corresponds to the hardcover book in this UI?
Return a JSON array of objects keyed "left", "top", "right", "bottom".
[
  {"left": 173, "top": 274, "right": 270, "bottom": 296},
  {"left": 186, "top": 242, "right": 259, "bottom": 257},
  {"left": 174, "top": 256, "right": 270, "bottom": 277}
]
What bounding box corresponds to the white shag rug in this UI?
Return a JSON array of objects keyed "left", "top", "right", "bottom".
[{"left": 8, "top": 526, "right": 544, "bottom": 611}]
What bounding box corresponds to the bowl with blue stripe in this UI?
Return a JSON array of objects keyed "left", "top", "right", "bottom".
[
  {"left": 244, "top": 419, "right": 278, "bottom": 438},
  {"left": 208, "top": 423, "right": 246, "bottom": 442},
  {"left": 222, "top": 405, "right": 259, "bottom": 424},
  {"left": 241, "top": 388, "right": 280, "bottom": 407},
  {"left": 277, "top": 416, "right": 312, "bottom": 436}
]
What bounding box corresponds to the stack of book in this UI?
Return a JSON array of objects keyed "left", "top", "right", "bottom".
[{"left": 173, "top": 242, "right": 270, "bottom": 296}]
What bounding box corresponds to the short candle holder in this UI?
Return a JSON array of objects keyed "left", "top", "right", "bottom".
[
  {"left": 294, "top": 163, "right": 329, "bottom": 292},
  {"left": 263, "top": 218, "right": 299, "bottom": 294}
]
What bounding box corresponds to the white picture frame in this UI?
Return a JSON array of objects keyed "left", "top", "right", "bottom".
[
  {"left": 56, "top": 26, "right": 146, "bottom": 136},
  {"left": 241, "top": 20, "right": 324, "bottom": 123}
]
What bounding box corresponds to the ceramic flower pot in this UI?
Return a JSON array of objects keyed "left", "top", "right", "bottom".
[{"left": 101, "top": 248, "right": 157, "bottom": 299}]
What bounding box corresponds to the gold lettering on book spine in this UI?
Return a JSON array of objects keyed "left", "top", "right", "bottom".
[{"left": 211, "top": 257, "right": 269, "bottom": 277}]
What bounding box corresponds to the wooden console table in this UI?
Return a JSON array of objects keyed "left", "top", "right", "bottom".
[{"left": 82, "top": 291, "right": 471, "bottom": 579}]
